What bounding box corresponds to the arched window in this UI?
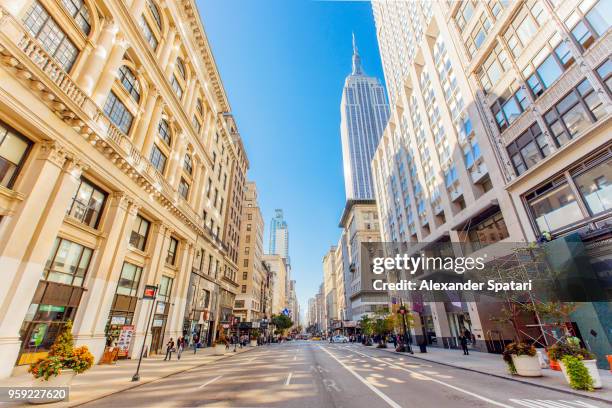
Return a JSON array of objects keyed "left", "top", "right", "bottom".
[
  {"left": 60, "top": 0, "right": 91, "bottom": 35},
  {"left": 158, "top": 119, "right": 171, "bottom": 146},
  {"left": 147, "top": 0, "right": 162, "bottom": 30},
  {"left": 118, "top": 65, "right": 141, "bottom": 103},
  {"left": 176, "top": 58, "right": 186, "bottom": 80}
]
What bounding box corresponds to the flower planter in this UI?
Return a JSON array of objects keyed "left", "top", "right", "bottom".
[
  {"left": 511, "top": 354, "right": 542, "bottom": 377},
  {"left": 560, "top": 359, "right": 602, "bottom": 389},
  {"left": 28, "top": 369, "right": 75, "bottom": 404},
  {"left": 250, "top": 340, "right": 257, "bottom": 347},
  {"left": 213, "top": 345, "right": 226, "bottom": 356},
  {"left": 607, "top": 355, "right": 612, "bottom": 372}
]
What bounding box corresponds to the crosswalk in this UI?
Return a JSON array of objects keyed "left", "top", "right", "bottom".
[{"left": 509, "top": 399, "right": 601, "bottom": 408}]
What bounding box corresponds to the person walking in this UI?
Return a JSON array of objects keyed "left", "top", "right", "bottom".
[
  {"left": 177, "top": 336, "right": 185, "bottom": 360},
  {"left": 192, "top": 333, "right": 200, "bottom": 354},
  {"left": 460, "top": 335, "right": 469, "bottom": 355},
  {"left": 164, "top": 338, "right": 175, "bottom": 361}
]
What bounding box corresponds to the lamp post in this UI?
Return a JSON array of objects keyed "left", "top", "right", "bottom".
[{"left": 132, "top": 285, "right": 158, "bottom": 382}]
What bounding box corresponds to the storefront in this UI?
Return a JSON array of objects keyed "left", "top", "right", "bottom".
[
  {"left": 150, "top": 276, "right": 173, "bottom": 354},
  {"left": 183, "top": 270, "right": 216, "bottom": 346}
]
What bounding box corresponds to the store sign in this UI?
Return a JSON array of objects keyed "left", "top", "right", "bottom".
[
  {"left": 111, "top": 316, "right": 126, "bottom": 325},
  {"left": 252, "top": 322, "right": 260, "bottom": 329},
  {"left": 143, "top": 285, "right": 157, "bottom": 299},
  {"left": 117, "top": 325, "right": 134, "bottom": 356},
  {"left": 152, "top": 319, "right": 164, "bottom": 328}
]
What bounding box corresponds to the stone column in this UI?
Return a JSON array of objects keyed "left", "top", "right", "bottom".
[
  {"left": 164, "top": 35, "right": 181, "bottom": 78},
  {"left": 71, "top": 194, "right": 136, "bottom": 361},
  {"left": 167, "top": 134, "right": 187, "bottom": 188},
  {"left": 166, "top": 243, "right": 193, "bottom": 341},
  {"left": 76, "top": 19, "right": 118, "bottom": 96},
  {"left": 140, "top": 98, "right": 164, "bottom": 155},
  {"left": 429, "top": 302, "right": 453, "bottom": 349},
  {"left": 0, "top": 145, "right": 83, "bottom": 378},
  {"left": 190, "top": 159, "right": 201, "bottom": 208},
  {"left": 92, "top": 36, "right": 129, "bottom": 108},
  {"left": 132, "top": 86, "right": 158, "bottom": 149},
  {"left": 158, "top": 27, "right": 177, "bottom": 71}
]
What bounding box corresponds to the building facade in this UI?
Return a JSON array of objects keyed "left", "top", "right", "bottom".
[
  {"left": 371, "top": 0, "right": 611, "bottom": 358},
  {"left": 262, "top": 254, "right": 287, "bottom": 315},
  {"left": 340, "top": 35, "right": 390, "bottom": 200},
  {"left": 0, "top": 0, "right": 248, "bottom": 378},
  {"left": 322, "top": 246, "right": 338, "bottom": 332},
  {"left": 268, "top": 208, "right": 289, "bottom": 265},
  {"left": 233, "top": 181, "right": 265, "bottom": 322}
]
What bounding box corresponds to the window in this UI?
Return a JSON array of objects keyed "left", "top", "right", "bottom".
[
  {"left": 242, "top": 272, "right": 247, "bottom": 280},
  {"left": 178, "top": 178, "right": 190, "bottom": 200},
  {"left": 213, "top": 188, "right": 218, "bottom": 207},
  {"left": 67, "top": 178, "right": 106, "bottom": 228},
  {"left": 158, "top": 119, "right": 171, "bottom": 146},
  {"left": 574, "top": 157, "right": 612, "bottom": 215},
  {"left": 455, "top": 1, "right": 475, "bottom": 32},
  {"left": 139, "top": 16, "right": 158, "bottom": 50},
  {"left": 544, "top": 79, "right": 604, "bottom": 146},
  {"left": 527, "top": 182, "right": 583, "bottom": 233},
  {"left": 118, "top": 66, "right": 140, "bottom": 103},
  {"left": 235, "top": 300, "right": 245, "bottom": 308},
  {"left": 206, "top": 178, "right": 212, "bottom": 198},
  {"left": 23, "top": 1, "right": 79, "bottom": 72},
  {"left": 103, "top": 92, "right": 133, "bottom": 134},
  {"left": 565, "top": 0, "right": 611, "bottom": 50},
  {"left": 477, "top": 43, "right": 511, "bottom": 91},
  {"left": 44, "top": 238, "right": 93, "bottom": 286},
  {"left": 243, "top": 259, "right": 248, "bottom": 267},
  {"left": 466, "top": 211, "right": 509, "bottom": 252},
  {"left": 584, "top": 0, "right": 611, "bottom": 36},
  {"left": 129, "top": 214, "right": 150, "bottom": 251},
  {"left": 491, "top": 88, "right": 531, "bottom": 131},
  {"left": 60, "top": 0, "right": 91, "bottom": 35},
  {"left": 170, "top": 75, "right": 183, "bottom": 99},
  {"left": 488, "top": 0, "right": 510, "bottom": 18},
  {"left": 158, "top": 276, "right": 173, "bottom": 302},
  {"left": 241, "top": 285, "right": 246, "bottom": 294},
  {"left": 166, "top": 237, "right": 178, "bottom": 265},
  {"left": 596, "top": 59, "right": 612, "bottom": 93},
  {"left": 196, "top": 98, "right": 203, "bottom": 116},
  {"left": 149, "top": 144, "right": 167, "bottom": 173},
  {"left": 525, "top": 41, "right": 572, "bottom": 99},
  {"left": 183, "top": 154, "right": 193, "bottom": 174},
  {"left": 463, "top": 140, "right": 481, "bottom": 168},
  {"left": 192, "top": 116, "right": 201, "bottom": 134},
  {"left": 176, "top": 58, "right": 186, "bottom": 79},
  {"left": 503, "top": 1, "right": 549, "bottom": 57},
  {"left": 0, "top": 123, "right": 31, "bottom": 188},
  {"left": 507, "top": 123, "right": 549, "bottom": 175},
  {"left": 246, "top": 224, "right": 251, "bottom": 231},
  {"left": 466, "top": 13, "right": 492, "bottom": 57},
  {"left": 147, "top": 0, "right": 162, "bottom": 29},
  {"left": 116, "top": 262, "right": 143, "bottom": 297}
]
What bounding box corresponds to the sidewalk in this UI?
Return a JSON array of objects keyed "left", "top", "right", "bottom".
[
  {"left": 2, "top": 345, "right": 256, "bottom": 407},
  {"left": 370, "top": 343, "right": 612, "bottom": 403}
]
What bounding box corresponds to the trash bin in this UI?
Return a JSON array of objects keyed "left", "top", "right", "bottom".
[{"left": 419, "top": 343, "right": 427, "bottom": 353}]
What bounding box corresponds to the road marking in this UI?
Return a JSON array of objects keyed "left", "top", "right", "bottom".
[
  {"left": 509, "top": 400, "right": 601, "bottom": 408},
  {"left": 198, "top": 375, "right": 222, "bottom": 389},
  {"left": 247, "top": 357, "right": 257, "bottom": 363},
  {"left": 285, "top": 371, "right": 293, "bottom": 385},
  {"left": 346, "top": 347, "right": 513, "bottom": 408},
  {"left": 319, "top": 346, "right": 402, "bottom": 408}
]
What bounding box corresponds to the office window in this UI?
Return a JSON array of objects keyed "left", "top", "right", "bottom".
[
  {"left": 565, "top": 0, "right": 610, "bottom": 50},
  {"left": 60, "top": 0, "right": 91, "bottom": 35},
  {"left": 477, "top": 43, "right": 511, "bottom": 91},
  {"left": 241, "top": 285, "right": 246, "bottom": 294},
  {"left": 116, "top": 262, "right": 143, "bottom": 297},
  {"left": 574, "top": 156, "right": 612, "bottom": 215},
  {"left": 544, "top": 79, "right": 604, "bottom": 146},
  {"left": 176, "top": 58, "right": 186, "bottom": 79},
  {"left": 178, "top": 178, "right": 190, "bottom": 200},
  {"left": 158, "top": 119, "right": 171, "bottom": 146},
  {"left": 129, "top": 214, "right": 150, "bottom": 251},
  {"left": 44, "top": 238, "right": 93, "bottom": 286},
  {"left": 596, "top": 59, "right": 612, "bottom": 92},
  {"left": 192, "top": 116, "right": 201, "bottom": 134},
  {"left": 525, "top": 41, "right": 572, "bottom": 99},
  {"left": 466, "top": 13, "right": 492, "bottom": 57},
  {"left": 507, "top": 123, "right": 549, "bottom": 175},
  {"left": 103, "top": 92, "right": 133, "bottom": 134},
  {"left": 149, "top": 144, "right": 167, "bottom": 173},
  {"left": 117, "top": 66, "right": 140, "bottom": 103},
  {"left": 455, "top": 1, "right": 475, "bottom": 32},
  {"left": 196, "top": 98, "right": 203, "bottom": 116},
  {"left": 67, "top": 178, "right": 106, "bottom": 228},
  {"left": 139, "top": 16, "right": 158, "bottom": 50},
  {"left": 183, "top": 154, "right": 193, "bottom": 174},
  {"left": 503, "top": 1, "right": 549, "bottom": 57},
  {"left": 158, "top": 276, "right": 173, "bottom": 302},
  {"left": 171, "top": 75, "right": 183, "bottom": 100},
  {"left": 166, "top": 237, "right": 178, "bottom": 265},
  {"left": 206, "top": 178, "right": 212, "bottom": 198},
  {"left": 23, "top": 2, "right": 78, "bottom": 72},
  {"left": 0, "top": 123, "right": 31, "bottom": 188},
  {"left": 491, "top": 88, "right": 531, "bottom": 131}
]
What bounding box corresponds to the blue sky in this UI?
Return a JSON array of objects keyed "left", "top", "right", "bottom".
[{"left": 197, "top": 0, "right": 386, "bottom": 321}]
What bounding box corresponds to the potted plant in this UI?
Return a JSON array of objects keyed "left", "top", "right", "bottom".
[
  {"left": 28, "top": 321, "right": 94, "bottom": 403},
  {"left": 250, "top": 329, "right": 260, "bottom": 347},
  {"left": 502, "top": 342, "right": 541, "bottom": 377},
  {"left": 549, "top": 343, "right": 600, "bottom": 389},
  {"left": 213, "top": 325, "right": 229, "bottom": 356}
]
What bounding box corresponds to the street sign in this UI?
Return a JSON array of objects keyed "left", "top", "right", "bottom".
[
  {"left": 143, "top": 285, "right": 157, "bottom": 299},
  {"left": 282, "top": 308, "right": 290, "bottom": 316}
]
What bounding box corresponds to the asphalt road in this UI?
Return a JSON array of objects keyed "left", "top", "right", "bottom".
[{"left": 81, "top": 341, "right": 604, "bottom": 408}]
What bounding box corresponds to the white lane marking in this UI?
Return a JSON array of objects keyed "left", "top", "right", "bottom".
[
  {"left": 198, "top": 375, "right": 222, "bottom": 389},
  {"left": 347, "top": 347, "right": 513, "bottom": 408},
  {"left": 319, "top": 346, "right": 402, "bottom": 408},
  {"left": 285, "top": 372, "right": 293, "bottom": 386},
  {"left": 510, "top": 400, "right": 601, "bottom": 408},
  {"left": 247, "top": 356, "right": 257, "bottom": 363}
]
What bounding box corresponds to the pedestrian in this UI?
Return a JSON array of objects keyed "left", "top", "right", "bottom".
[
  {"left": 392, "top": 334, "right": 398, "bottom": 349},
  {"left": 460, "top": 335, "right": 469, "bottom": 355},
  {"left": 192, "top": 333, "right": 199, "bottom": 354},
  {"left": 164, "top": 338, "right": 175, "bottom": 361},
  {"left": 177, "top": 336, "right": 184, "bottom": 360}
]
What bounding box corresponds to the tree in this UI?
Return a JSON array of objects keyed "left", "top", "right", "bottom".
[
  {"left": 271, "top": 314, "right": 293, "bottom": 335},
  {"left": 372, "top": 310, "right": 394, "bottom": 347}
]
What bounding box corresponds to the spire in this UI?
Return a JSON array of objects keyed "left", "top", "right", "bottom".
[{"left": 351, "top": 32, "right": 363, "bottom": 75}]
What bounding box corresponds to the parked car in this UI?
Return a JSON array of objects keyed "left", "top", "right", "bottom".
[{"left": 333, "top": 335, "right": 348, "bottom": 343}]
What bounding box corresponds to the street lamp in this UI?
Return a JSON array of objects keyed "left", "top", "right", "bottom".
[{"left": 132, "top": 284, "right": 158, "bottom": 382}]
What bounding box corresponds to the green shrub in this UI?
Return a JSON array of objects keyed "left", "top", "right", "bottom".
[
  {"left": 548, "top": 343, "right": 594, "bottom": 361},
  {"left": 561, "top": 355, "right": 594, "bottom": 391}
]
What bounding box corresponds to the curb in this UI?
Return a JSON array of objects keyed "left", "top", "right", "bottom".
[
  {"left": 363, "top": 345, "right": 611, "bottom": 404},
  {"left": 67, "top": 346, "right": 257, "bottom": 407}
]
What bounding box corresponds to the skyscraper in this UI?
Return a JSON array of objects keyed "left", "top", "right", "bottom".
[
  {"left": 340, "top": 34, "right": 390, "bottom": 200},
  {"left": 268, "top": 209, "right": 289, "bottom": 264}
]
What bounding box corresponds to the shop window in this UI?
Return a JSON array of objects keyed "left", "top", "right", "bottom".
[
  {"left": 67, "top": 178, "right": 106, "bottom": 228},
  {"left": 465, "top": 211, "right": 509, "bottom": 252},
  {"left": 166, "top": 237, "right": 178, "bottom": 265},
  {"left": 129, "top": 214, "right": 150, "bottom": 251},
  {"left": 44, "top": 238, "right": 93, "bottom": 286},
  {"left": 0, "top": 122, "right": 31, "bottom": 188},
  {"left": 116, "top": 262, "right": 143, "bottom": 297},
  {"left": 23, "top": 2, "right": 79, "bottom": 72},
  {"left": 527, "top": 182, "right": 583, "bottom": 233}
]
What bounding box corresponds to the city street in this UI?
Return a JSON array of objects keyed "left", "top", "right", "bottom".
[{"left": 82, "top": 341, "right": 605, "bottom": 408}]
